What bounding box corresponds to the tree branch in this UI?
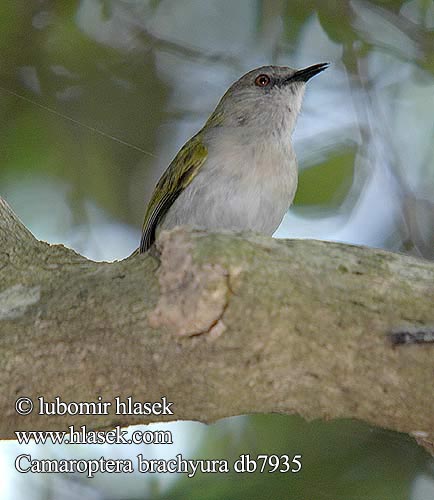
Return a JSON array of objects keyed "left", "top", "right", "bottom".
[{"left": 0, "top": 196, "right": 433, "bottom": 455}]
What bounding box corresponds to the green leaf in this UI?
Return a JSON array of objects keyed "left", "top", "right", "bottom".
[{"left": 293, "top": 147, "right": 356, "bottom": 208}]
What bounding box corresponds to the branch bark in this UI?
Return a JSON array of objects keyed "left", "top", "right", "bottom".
[{"left": 0, "top": 196, "right": 433, "bottom": 454}]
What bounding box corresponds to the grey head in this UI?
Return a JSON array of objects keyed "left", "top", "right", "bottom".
[{"left": 207, "top": 63, "right": 329, "bottom": 138}]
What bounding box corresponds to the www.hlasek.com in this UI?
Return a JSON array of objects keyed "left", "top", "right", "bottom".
[
  {"left": 14, "top": 395, "right": 302, "bottom": 478},
  {"left": 15, "top": 424, "right": 173, "bottom": 445}
]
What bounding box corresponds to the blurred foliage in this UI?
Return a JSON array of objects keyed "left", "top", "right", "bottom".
[
  {"left": 1, "top": 0, "right": 433, "bottom": 498},
  {"left": 294, "top": 147, "right": 356, "bottom": 208},
  {"left": 164, "top": 415, "right": 429, "bottom": 500},
  {"left": 1, "top": 0, "right": 433, "bottom": 257}
]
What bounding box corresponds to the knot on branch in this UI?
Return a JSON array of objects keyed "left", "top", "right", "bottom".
[{"left": 148, "top": 228, "right": 231, "bottom": 337}]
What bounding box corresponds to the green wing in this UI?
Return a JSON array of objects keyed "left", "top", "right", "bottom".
[{"left": 140, "top": 134, "right": 208, "bottom": 252}]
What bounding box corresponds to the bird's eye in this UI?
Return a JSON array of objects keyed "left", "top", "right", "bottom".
[{"left": 255, "top": 74, "right": 271, "bottom": 87}]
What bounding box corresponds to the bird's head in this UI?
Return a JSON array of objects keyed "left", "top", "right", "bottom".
[{"left": 207, "top": 63, "right": 329, "bottom": 138}]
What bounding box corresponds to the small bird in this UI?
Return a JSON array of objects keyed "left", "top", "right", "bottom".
[{"left": 139, "top": 63, "right": 328, "bottom": 253}]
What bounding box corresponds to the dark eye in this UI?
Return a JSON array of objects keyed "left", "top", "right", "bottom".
[{"left": 255, "top": 74, "right": 271, "bottom": 87}]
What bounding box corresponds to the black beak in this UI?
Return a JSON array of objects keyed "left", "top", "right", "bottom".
[{"left": 286, "top": 62, "right": 329, "bottom": 84}]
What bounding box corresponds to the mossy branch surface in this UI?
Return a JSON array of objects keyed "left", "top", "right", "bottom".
[{"left": 0, "top": 196, "right": 433, "bottom": 454}]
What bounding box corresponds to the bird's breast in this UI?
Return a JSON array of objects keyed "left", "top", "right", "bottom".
[{"left": 161, "top": 133, "right": 298, "bottom": 235}]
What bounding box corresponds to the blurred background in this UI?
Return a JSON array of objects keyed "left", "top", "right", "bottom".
[{"left": 0, "top": 0, "right": 433, "bottom": 498}]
